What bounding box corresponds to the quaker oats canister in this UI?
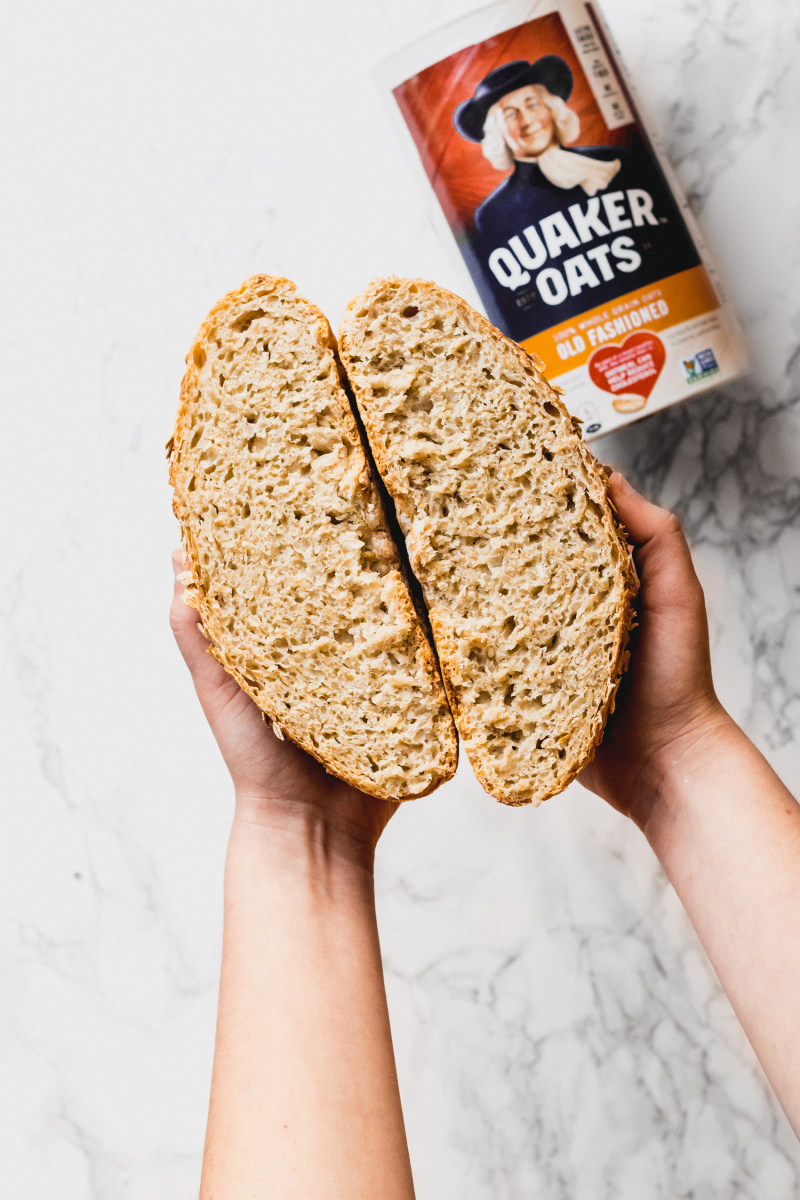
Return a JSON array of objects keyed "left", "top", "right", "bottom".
[{"left": 378, "top": 0, "right": 747, "bottom": 437}]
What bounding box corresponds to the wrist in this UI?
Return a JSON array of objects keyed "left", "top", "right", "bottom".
[
  {"left": 634, "top": 705, "right": 743, "bottom": 838},
  {"left": 231, "top": 790, "right": 382, "bottom": 877}
]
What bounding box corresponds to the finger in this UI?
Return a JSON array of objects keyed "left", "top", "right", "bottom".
[
  {"left": 169, "top": 551, "right": 243, "bottom": 702},
  {"left": 608, "top": 475, "right": 704, "bottom": 616},
  {"left": 607, "top": 472, "right": 678, "bottom": 547}
]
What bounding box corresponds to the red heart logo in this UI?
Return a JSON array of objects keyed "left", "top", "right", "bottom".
[{"left": 588, "top": 331, "right": 666, "bottom": 406}]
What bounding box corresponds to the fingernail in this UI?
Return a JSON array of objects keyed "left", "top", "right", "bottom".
[{"left": 611, "top": 471, "right": 634, "bottom": 495}]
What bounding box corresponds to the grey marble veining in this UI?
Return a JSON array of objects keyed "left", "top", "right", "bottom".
[
  {"left": 1, "top": 0, "right": 798, "bottom": 1196},
  {"left": 599, "top": 0, "right": 800, "bottom": 777}
]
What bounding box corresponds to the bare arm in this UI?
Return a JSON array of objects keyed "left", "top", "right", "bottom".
[
  {"left": 581, "top": 474, "right": 800, "bottom": 1134},
  {"left": 170, "top": 554, "right": 415, "bottom": 1200}
]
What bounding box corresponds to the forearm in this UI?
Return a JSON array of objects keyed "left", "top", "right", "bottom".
[
  {"left": 640, "top": 718, "right": 800, "bottom": 1133},
  {"left": 200, "top": 801, "right": 414, "bottom": 1200}
]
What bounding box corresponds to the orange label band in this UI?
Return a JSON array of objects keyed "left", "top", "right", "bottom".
[{"left": 521, "top": 264, "right": 719, "bottom": 377}]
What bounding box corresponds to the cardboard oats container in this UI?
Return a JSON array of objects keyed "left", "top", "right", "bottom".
[{"left": 378, "top": 0, "right": 747, "bottom": 438}]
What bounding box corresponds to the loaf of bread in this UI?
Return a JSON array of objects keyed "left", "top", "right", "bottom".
[
  {"left": 169, "top": 275, "right": 458, "bottom": 800},
  {"left": 339, "top": 277, "right": 636, "bottom": 806}
]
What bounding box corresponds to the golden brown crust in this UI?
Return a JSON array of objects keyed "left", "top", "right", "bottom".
[
  {"left": 339, "top": 276, "right": 637, "bottom": 806},
  {"left": 170, "top": 275, "right": 458, "bottom": 800}
]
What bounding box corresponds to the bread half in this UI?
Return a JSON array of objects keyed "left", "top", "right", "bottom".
[
  {"left": 339, "top": 278, "right": 636, "bottom": 806},
  {"left": 169, "top": 275, "right": 457, "bottom": 800}
]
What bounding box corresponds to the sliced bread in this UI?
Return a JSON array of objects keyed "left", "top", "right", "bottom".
[
  {"left": 169, "top": 275, "right": 458, "bottom": 800},
  {"left": 339, "top": 277, "right": 636, "bottom": 806}
]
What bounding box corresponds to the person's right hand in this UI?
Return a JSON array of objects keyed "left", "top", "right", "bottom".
[{"left": 579, "top": 473, "right": 737, "bottom": 829}]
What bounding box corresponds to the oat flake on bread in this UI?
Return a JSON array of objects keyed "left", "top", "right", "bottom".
[{"left": 339, "top": 277, "right": 637, "bottom": 805}]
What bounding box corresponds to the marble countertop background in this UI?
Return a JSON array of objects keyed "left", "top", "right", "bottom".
[{"left": 2, "top": 0, "right": 799, "bottom": 1195}]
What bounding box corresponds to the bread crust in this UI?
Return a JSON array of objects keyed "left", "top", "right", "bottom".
[
  {"left": 169, "top": 275, "right": 458, "bottom": 800},
  {"left": 339, "top": 276, "right": 637, "bottom": 806}
]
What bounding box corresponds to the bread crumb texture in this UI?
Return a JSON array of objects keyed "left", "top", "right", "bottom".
[
  {"left": 340, "top": 278, "right": 636, "bottom": 806},
  {"left": 170, "top": 276, "right": 457, "bottom": 800}
]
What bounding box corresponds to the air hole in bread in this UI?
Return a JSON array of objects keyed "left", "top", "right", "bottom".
[{"left": 231, "top": 309, "right": 266, "bottom": 333}]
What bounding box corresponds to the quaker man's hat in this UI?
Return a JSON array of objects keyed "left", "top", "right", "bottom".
[{"left": 453, "top": 56, "right": 574, "bottom": 142}]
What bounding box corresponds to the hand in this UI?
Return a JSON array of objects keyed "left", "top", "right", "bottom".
[
  {"left": 579, "top": 474, "right": 737, "bottom": 828},
  {"left": 169, "top": 551, "right": 396, "bottom": 864}
]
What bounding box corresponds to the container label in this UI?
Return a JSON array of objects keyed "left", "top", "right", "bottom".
[{"left": 392, "top": 4, "right": 719, "bottom": 357}]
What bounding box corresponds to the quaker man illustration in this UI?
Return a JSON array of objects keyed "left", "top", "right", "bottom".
[{"left": 453, "top": 55, "right": 622, "bottom": 241}]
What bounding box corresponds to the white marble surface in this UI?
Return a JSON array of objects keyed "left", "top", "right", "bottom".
[{"left": 2, "top": 0, "right": 799, "bottom": 1195}]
